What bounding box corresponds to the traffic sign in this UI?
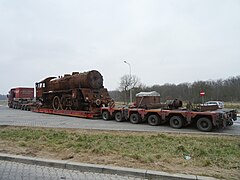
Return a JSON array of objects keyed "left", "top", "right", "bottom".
[{"left": 200, "top": 91, "right": 205, "bottom": 97}]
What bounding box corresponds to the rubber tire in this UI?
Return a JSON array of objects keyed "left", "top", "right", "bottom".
[
  {"left": 115, "top": 111, "right": 124, "bottom": 122},
  {"left": 148, "top": 114, "right": 160, "bottom": 126},
  {"left": 169, "top": 116, "right": 183, "bottom": 129},
  {"left": 102, "top": 111, "right": 110, "bottom": 120},
  {"left": 130, "top": 113, "right": 141, "bottom": 124},
  {"left": 197, "top": 118, "right": 213, "bottom": 132},
  {"left": 227, "top": 120, "right": 233, "bottom": 126}
]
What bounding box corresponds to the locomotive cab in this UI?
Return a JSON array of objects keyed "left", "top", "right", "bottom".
[{"left": 36, "top": 82, "right": 45, "bottom": 100}]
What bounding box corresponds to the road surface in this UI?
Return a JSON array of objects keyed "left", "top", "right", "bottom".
[{"left": 0, "top": 106, "right": 239, "bottom": 135}]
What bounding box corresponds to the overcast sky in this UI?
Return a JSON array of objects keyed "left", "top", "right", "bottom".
[{"left": 0, "top": 0, "right": 240, "bottom": 94}]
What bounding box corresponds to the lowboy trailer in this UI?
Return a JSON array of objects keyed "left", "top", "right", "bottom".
[
  {"left": 32, "top": 108, "right": 101, "bottom": 119},
  {"left": 101, "top": 106, "right": 237, "bottom": 132},
  {"left": 101, "top": 92, "right": 237, "bottom": 132}
]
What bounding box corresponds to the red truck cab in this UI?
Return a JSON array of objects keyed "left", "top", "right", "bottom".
[{"left": 8, "top": 87, "right": 34, "bottom": 109}]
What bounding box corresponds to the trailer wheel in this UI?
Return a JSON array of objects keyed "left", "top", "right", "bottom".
[
  {"left": 148, "top": 114, "right": 160, "bottom": 126},
  {"left": 115, "top": 112, "right": 124, "bottom": 122},
  {"left": 197, "top": 118, "right": 213, "bottom": 132},
  {"left": 130, "top": 113, "right": 141, "bottom": 124},
  {"left": 169, "top": 116, "right": 183, "bottom": 129},
  {"left": 227, "top": 120, "right": 234, "bottom": 126},
  {"left": 102, "top": 111, "right": 110, "bottom": 120}
]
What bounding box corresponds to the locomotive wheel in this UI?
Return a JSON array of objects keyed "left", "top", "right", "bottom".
[
  {"left": 169, "top": 116, "right": 183, "bottom": 129},
  {"left": 130, "top": 113, "right": 142, "bottom": 124},
  {"left": 148, "top": 114, "right": 160, "bottom": 126},
  {"left": 52, "top": 96, "right": 62, "bottom": 110},
  {"left": 115, "top": 111, "right": 124, "bottom": 122},
  {"left": 102, "top": 111, "right": 111, "bottom": 120},
  {"left": 197, "top": 118, "right": 213, "bottom": 132},
  {"left": 61, "top": 95, "right": 72, "bottom": 110}
]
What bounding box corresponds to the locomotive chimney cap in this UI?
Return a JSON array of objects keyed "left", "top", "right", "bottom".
[
  {"left": 64, "top": 74, "right": 71, "bottom": 77},
  {"left": 72, "top": 72, "right": 79, "bottom": 75}
]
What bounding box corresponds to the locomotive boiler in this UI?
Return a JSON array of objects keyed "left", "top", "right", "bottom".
[{"left": 35, "top": 70, "right": 112, "bottom": 112}]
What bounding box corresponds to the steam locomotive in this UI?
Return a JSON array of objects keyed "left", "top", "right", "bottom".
[{"left": 35, "top": 70, "right": 112, "bottom": 112}]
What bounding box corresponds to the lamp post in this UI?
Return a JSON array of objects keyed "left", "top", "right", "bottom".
[{"left": 124, "top": 61, "right": 132, "bottom": 104}]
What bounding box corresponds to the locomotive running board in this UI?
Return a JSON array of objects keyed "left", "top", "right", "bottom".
[{"left": 32, "top": 108, "right": 101, "bottom": 119}]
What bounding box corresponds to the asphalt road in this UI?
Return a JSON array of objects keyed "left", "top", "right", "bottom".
[{"left": 0, "top": 106, "right": 239, "bottom": 136}]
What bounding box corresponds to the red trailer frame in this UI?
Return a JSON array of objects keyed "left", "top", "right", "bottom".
[
  {"left": 32, "top": 108, "right": 101, "bottom": 119},
  {"left": 101, "top": 106, "right": 237, "bottom": 132}
]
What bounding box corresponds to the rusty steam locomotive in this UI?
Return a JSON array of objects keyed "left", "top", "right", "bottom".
[{"left": 35, "top": 70, "right": 112, "bottom": 112}]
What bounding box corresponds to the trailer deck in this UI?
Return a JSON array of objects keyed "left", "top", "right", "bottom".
[{"left": 32, "top": 108, "right": 101, "bottom": 119}]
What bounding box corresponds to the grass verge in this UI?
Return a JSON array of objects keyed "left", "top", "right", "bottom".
[
  {"left": 0, "top": 126, "right": 239, "bottom": 179},
  {"left": 224, "top": 102, "right": 240, "bottom": 110}
]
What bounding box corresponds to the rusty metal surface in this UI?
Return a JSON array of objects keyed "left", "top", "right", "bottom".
[
  {"left": 45, "top": 70, "right": 103, "bottom": 91},
  {"left": 200, "top": 105, "right": 218, "bottom": 111},
  {"left": 35, "top": 70, "right": 111, "bottom": 112}
]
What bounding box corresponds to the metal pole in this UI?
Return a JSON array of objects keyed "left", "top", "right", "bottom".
[{"left": 124, "top": 61, "right": 132, "bottom": 104}]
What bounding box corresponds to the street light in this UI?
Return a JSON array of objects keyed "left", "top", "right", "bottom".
[{"left": 123, "top": 60, "right": 132, "bottom": 104}]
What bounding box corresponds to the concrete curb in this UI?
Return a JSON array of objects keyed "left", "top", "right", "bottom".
[{"left": 0, "top": 153, "right": 217, "bottom": 180}]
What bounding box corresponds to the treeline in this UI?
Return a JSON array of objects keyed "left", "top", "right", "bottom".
[
  {"left": 0, "top": 94, "right": 7, "bottom": 100},
  {"left": 109, "top": 76, "right": 240, "bottom": 103}
]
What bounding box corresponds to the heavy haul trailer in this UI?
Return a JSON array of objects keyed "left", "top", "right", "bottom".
[
  {"left": 101, "top": 107, "right": 237, "bottom": 132},
  {"left": 7, "top": 73, "right": 237, "bottom": 130},
  {"left": 101, "top": 92, "right": 237, "bottom": 132}
]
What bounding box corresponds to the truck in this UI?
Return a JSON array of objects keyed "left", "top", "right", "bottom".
[
  {"left": 7, "top": 73, "right": 238, "bottom": 132},
  {"left": 8, "top": 70, "right": 112, "bottom": 119},
  {"left": 7, "top": 87, "right": 34, "bottom": 110},
  {"left": 101, "top": 91, "right": 237, "bottom": 132}
]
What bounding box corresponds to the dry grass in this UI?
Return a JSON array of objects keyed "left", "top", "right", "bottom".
[
  {"left": 224, "top": 102, "right": 240, "bottom": 110},
  {"left": 0, "top": 126, "right": 239, "bottom": 179}
]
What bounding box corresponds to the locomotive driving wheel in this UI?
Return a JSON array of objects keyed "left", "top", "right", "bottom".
[
  {"left": 61, "top": 95, "right": 72, "bottom": 110},
  {"left": 52, "top": 96, "right": 62, "bottom": 110}
]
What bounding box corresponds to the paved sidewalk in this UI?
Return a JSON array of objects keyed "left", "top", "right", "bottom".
[
  {"left": 0, "top": 160, "right": 143, "bottom": 180},
  {"left": 0, "top": 153, "right": 217, "bottom": 180}
]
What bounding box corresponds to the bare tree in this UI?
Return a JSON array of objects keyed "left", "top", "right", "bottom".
[
  {"left": 111, "top": 75, "right": 240, "bottom": 103},
  {"left": 119, "top": 74, "right": 141, "bottom": 104}
]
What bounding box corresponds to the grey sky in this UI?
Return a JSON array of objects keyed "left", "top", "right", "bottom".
[{"left": 0, "top": 0, "right": 240, "bottom": 94}]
